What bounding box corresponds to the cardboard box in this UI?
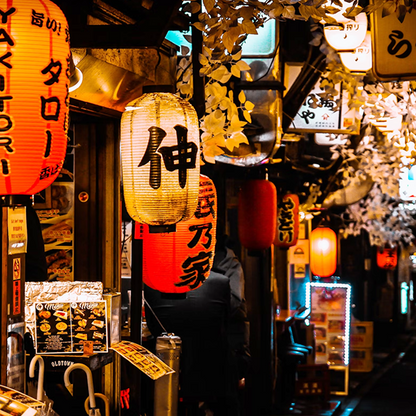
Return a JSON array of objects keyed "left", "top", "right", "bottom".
[
  {"left": 350, "top": 348, "right": 373, "bottom": 372},
  {"left": 351, "top": 321, "right": 373, "bottom": 348}
]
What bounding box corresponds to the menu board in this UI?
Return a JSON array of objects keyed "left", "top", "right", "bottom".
[
  {"left": 306, "top": 282, "right": 351, "bottom": 367},
  {"left": 35, "top": 301, "right": 108, "bottom": 354}
]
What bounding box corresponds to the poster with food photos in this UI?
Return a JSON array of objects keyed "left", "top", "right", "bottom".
[
  {"left": 307, "top": 283, "right": 351, "bottom": 367},
  {"left": 34, "top": 301, "right": 108, "bottom": 354},
  {"left": 111, "top": 341, "right": 174, "bottom": 380},
  {"left": 0, "top": 385, "right": 44, "bottom": 416}
]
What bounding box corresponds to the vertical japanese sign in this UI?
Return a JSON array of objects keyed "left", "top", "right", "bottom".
[
  {"left": 275, "top": 194, "right": 299, "bottom": 248},
  {"left": 370, "top": 1, "right": 416, "bottom": 81},
  {"left": 7, "top": 207, "right": 27, "bottom": 255},
  {"left": 306, "top": 282, "right": 351, "bottom": 367}
]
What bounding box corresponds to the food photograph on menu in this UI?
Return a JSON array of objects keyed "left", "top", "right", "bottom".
[{"left": 34, "top": 301, "right": 108, "bottom": 354}]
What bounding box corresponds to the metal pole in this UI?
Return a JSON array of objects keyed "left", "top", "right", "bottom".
[{"left": 154, "top": 333, "right": 182, "bottom": 416}]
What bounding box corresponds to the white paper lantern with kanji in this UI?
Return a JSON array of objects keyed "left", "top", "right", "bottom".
[
  {"left": 340, "top": 32, "right": 372, "bottom": 74},
  {"left": 121, "top": 91, "right": 200, "bottom": 227},
  {"left": 324, "top": 12, "right": 367, "bottom": 52}
]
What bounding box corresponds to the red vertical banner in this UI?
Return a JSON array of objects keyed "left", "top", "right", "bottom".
[
  {"left": 12, "top": 280, "right": 21, "bottom": 315},
  {"left": 274, "top": 194, "right": 299, "bottom": 249}
]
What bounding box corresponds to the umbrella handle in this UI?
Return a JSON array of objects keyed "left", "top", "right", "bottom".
[
  {"left": 64, "top": 363, "right": 96, "bottom": 409},
  {"left": 85, "top": 393, "right": 110, "bottom": 416},
  {"left": 29, "top": 355, "right": 45, "bottom": 401}
]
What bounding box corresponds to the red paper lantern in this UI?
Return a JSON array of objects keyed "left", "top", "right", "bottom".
[
  {"left": 274, "top": 194, "right": 299, "bottom": 248},
  {"left": 310, "top": 227, "right": 337, "bottom": 277},
  {"left": 141, "top": 174, "right": 217, "bottom": 293},
  {"left": 377, "top": 246, "right": 398, "bottom": 270},
  {"left": 0, "top": 1, "right": 70, "bottom": 195},
  {"left": 238, "top": 179, "right": 277, "bottom": 251}
]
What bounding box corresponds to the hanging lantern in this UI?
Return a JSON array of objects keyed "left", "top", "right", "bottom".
[
  {"left": 0, "top": 0, "right": 70, "bottom": 195},
  {"left": 323, "top": 12, "right": 367, "bottom": 52},
  {"left": 310, "top": 227, "right": 337, "bottom": 277},
  {"left": 238, "top": 179, "right": 277, "bottom": 251},
  {"left": 142, "top": 174, "right": 217, "bottom": 294},
  {"left": 274, "top": 194, "right": 299, "bottom": 249},
  {"left": 377, "top": 246, "right": 398, "bottom": 270},
  {"left": 339, "top": 31, "right": 372, "bottom": 74},
  {"left": 121, "top": 88, "right": 200, "bottom": 228}
]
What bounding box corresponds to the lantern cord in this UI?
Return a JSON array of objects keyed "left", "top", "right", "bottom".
[{"left": 144, "top": 297, "right": 168, "bottom": 333}]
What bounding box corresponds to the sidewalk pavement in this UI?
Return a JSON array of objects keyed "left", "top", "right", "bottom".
[{"left": 332, "top": 328, "right": 416, "bottom": 416}]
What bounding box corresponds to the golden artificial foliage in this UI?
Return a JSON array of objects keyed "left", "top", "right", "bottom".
[{"left": 177, "top": 0, "right": 412, "bottom": 164}]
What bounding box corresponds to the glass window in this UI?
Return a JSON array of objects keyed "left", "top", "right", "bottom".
[{"left": 165, "top": 18, "right": 276, "bottom": 57}]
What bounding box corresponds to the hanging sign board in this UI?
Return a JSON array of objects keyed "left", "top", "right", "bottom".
[
  {"left": 285, "top": 64, "right": 360, "bottom": 134},
  {"left": 306, "top": 282, "right": 351, "bottom": 367},
  {"left": 7, "top": 207, "right": 27, "bottom": 255},
  {"left": 370, "top": 1, "right": 416, "bottom": 81}
]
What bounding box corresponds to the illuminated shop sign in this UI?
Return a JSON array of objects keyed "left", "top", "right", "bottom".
[{"left": 306, "top": 281, "right": 352, "bottom": 367}]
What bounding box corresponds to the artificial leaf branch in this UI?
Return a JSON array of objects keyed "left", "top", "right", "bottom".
[{"left": 177, "top": 0, "right": 412, "bottom": 167}]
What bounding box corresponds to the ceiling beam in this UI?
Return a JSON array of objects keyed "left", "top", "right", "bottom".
[{"left": 55, "top": 0, "right": 185, "bottom": 49}]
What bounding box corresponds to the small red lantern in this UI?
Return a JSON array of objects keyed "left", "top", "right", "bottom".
[
  {"left": 310, "top": 227, "right": 337, "bottom": 277},
  {"left": 141, "top": 174, "right": 217, "bottom": 293},
  {"left": 377, "top": 246, "right": 398, "bottom": 270},
  {"left": 238, "top": 179, "right": 277, "bottom": 251},
  {"left": 0, "top": 0, "right": 70, "bottom": 195},
  {"left": 274, "top": 194, "right": 299, "bottom": 249}
]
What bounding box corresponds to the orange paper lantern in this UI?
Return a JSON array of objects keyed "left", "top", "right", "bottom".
[
  {"left": 310, "top": 227, "right": 337, "bottom": 277},
  {"left": 141, "top": 174, "right": 217, "bottom": 293},
  {"left": 238, "top": 179, "right": 277, "bottom": 251},
  {"left": 121, "top": 91, "right": 200, "bottom": 227},
  {"left": 274, "top": 194, "right": 299, "bottom": 248},
  {"left": 377, "top": 247, "right": 398, "bottom": 270},
  {"left": 0, "top": 0, "right": 69, "bottom": 195}
]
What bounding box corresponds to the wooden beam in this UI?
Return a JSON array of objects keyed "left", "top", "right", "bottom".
[{"left": 63, "top": 0, "right": 184, "bottom": 49}]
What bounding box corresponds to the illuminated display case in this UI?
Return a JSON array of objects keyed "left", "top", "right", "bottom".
[{"left": 305, "top": 281, "right": 352, "bottom": 395}]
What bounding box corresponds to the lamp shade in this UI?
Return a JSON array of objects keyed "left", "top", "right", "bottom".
[
  {"left": 324, "top": 12, "right": 367, "bottom": 52},
  {"left": 274, "top": 194, "right": 299, "bottom": 248},
  {"left": 310, "top": 227, "right": 337, "bottom": 277},
  {"left": 377, "top": 246, "right": 398, "bottom": 270},
  {"left": 238, "top": 179, "right": 277, "bottom": 251},
  {"left": 142, "top": 174, "right": 217, "bottom": 293},
  {"left": 0, "top": 0, "right": 69, "bottom": 195},
  {"left": 121, "top": 91, "right": 200, "bottom": 226},
  {"left": 339, "top": 31, "right": 372, "bottom": 74}
]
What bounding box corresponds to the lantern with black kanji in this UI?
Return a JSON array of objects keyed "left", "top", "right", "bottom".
[
  {"left": 142, "top": 174, "right": 217, "bottom": 294},
  {"left": 377, "top": 246, "right": 398, "bottom": 270},
  {"left": 274, "top": 194, "right": 299, "bottom": 249},
  {"left": 339, "top": 31, "right": 372, "bottom": 74},
  {"left": 310, "top": 227, "right": 337, "bottom": 277},
  {"left": 0, "top": 0, "right": 70, "bottom": 195},
  {"left": 238, "top": 179, "right": 277, "bottom": 251},
  {"left": 121, "top": 88, "right": 200, "bottom": 228}
]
